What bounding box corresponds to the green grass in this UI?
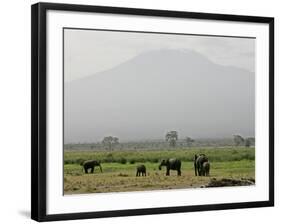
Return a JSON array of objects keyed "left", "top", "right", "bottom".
[
  {"left": 64, "top": 147, "right": 255, "bottom": 194},
  {"left": 64, "top": 147, "right": 255, "bottom": 164}
]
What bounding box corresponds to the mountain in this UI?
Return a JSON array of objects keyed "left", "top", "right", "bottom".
[{"left": 64, "top": 49, "right": 255, "bottom": 143}]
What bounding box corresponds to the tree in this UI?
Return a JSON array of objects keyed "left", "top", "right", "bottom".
[
  {"left": 233, "top": 135, "right": 244, "bottom": 146},
  {"left": 102, "top": 136, "right": 119, "bottom": 151},
  {"left": 245, "top": 138, "right": 251, "bottom": 147},
  {"left": 165, "top": 131, "right": 178, "bottom": 147},
  {"left": 185, "top": 137, "right": 195, "bottom": 147},
  {"left": 245, "top": 137, "right": 255, "bottom": 147}
]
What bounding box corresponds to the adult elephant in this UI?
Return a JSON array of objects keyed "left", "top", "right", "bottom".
[
  {"left": 81, "top": 160, "right": 102, "bottom": 174},
  {"left": 159, "top": 158, "right": 181, "bottom": 176},
  {"left": 194, "top": 154, "right": 208, "bottom": 176}
]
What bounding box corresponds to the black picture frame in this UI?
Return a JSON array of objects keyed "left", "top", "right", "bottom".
[{"left": 31, "top": 2, "right": 274, "bottom": 222}]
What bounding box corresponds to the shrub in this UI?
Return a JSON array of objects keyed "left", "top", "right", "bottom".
[
  {"left": 119, "top": 157, "right": 127, "bottom": 164},
  {"left": 104, "top": 153, "right": 114, "bottom": 163},
  {"left": 129, "top": 159, "right": 135, "bottom": 164},
  {"left": 64, "top": 159, "right": 76, "bottom": 164},
  {"left": 75, "top": 158, "right": 84, "bottom": 165},
  {"left": 150, "top": 158, "right": 159, "bottom": 163},
  {"left": 137, "top": 157, "right": 145, "bottom": 163}
]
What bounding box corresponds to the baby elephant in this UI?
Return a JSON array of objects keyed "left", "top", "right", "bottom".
[
  {"left": 136, "top": 164, "right": 146, "bottom": 176},
  {"left": 202, "top": 161, "right": 210, "bottom": 176}
]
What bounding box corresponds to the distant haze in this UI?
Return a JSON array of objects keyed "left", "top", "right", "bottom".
[
  {"left": 64, "top": 29, "right": 255, "bottom": 82},
  {"left": 64, "top": 29, "right": 255, "bottom": 143}
]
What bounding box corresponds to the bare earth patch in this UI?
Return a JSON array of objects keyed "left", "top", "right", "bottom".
[{"left": 202, "top": 177, "right": 255, "bottom": 188}]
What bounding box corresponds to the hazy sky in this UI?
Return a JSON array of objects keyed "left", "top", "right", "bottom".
[
  {"left": 64, "top": 29, "right": 255, "bottom": 82},
  {"left": 64, "top": 29, "right": 255, "bottom": 143}
]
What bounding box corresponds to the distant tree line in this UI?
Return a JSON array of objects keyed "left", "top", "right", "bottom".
[
  {"left": 233, "top": 135, "right": 255, "bottom": 147},
  {"left": 64, "top": 132, "right": 254, "bottom": 150}
]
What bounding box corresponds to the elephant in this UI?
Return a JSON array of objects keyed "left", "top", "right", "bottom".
[
  {"left": 202, "top": 161, "right": 210, "bottom": 176},
  {"left": 159, "top": 158, "right": 181, "bottom": 176},
  {"left": 81, "top": 160, "right": 102, "bottom": 174},
  {"left": 136, "top": 164, "right": 146, "bottom": 176},
  {"left": 194, "top": 154, "right": 208, "bottom": 176}
]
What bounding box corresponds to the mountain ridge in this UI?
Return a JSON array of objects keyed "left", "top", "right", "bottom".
[
  {"left": 64, "top": 49, "right": 255, "bottom": 143},
  {"left": 65, "top": 49, "right": 253, "bottom": 84}
]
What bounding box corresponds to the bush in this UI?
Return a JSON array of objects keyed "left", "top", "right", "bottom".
[
  {"left": 129, "top": 159, "right": 135, "bottom": 164},
  {"left": 75, "top": 158, "right": 84, "bottom": 165},
  {"left": 64, "top": 159, "right": 76, "bottom": 164},
  {"left": 243, "top": 153, "right": 255, "bottom": 160},
  {"left": 119, "top": 157, "right": 127, "bottom": 164},
  {"left": 104, "top": 153, "right": 114, "bottom": 163},
  {"left": 137, "top": 157, "right": 145, "bottom": 163},
  {"left": 149, "top": 158, "right": 159, "bottom": 163}
]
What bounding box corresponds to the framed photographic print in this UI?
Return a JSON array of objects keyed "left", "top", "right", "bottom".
[{"left": 31, "top": 2, "right": 274, "bottom": 222}]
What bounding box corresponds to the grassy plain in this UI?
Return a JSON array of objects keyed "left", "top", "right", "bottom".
[{"left": 64, "top": 147, "right": 255, "bottom": 194}]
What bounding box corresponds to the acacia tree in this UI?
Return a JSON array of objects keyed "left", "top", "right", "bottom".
[
  {"left": 233, "top": 135, "right": 244, "bottom": 146},
  {"left": 245, "top": 138, "right": 251, "bottom": 147},
  {"left": 102, "top": 136, "right": 119, "bottom": 151},
  {"left": 165, "top": 131, "right": 178, "bottom": 147},
  {"left": 245, "top": 137, "right": 255, "bottom": 147},
  {"left": 185, "top": 137, "right": 195, "bottom": 147}
]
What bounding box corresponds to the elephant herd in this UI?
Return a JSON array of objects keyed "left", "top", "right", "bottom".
[{"left": 80, "top": 154, "right": 210, "bottom": 177}]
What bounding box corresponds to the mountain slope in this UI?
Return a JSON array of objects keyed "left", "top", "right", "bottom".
[{"left": 64, "top": 49, "right": 255, "bottom": 143}]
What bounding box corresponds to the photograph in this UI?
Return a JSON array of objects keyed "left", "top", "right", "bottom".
[
  {"left": 31, "top": 2, "right": 274, "bottom": 221},
  {"left": 63, "top": 28, "right": 256, "bottom": 194}
]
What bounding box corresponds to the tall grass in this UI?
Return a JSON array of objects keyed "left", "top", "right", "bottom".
[{"left": 64, "top": 147, "right": 254, "bottom": 165}]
